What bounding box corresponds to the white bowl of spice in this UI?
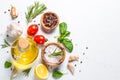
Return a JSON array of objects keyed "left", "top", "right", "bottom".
[{"left": 41, "top": 42, "right": 66, "bottom": 66}]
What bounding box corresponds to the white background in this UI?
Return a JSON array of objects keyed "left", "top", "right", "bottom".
[{"left": 0, "top": 0, "right": 120, "bottom": 80}]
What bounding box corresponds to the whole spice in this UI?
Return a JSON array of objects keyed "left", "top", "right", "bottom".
[
  {"left": 69, "top": 55, "right": 79, "bottom": 62},
  {"left": 10, "top": 5, "right": 18, "bottom": 19},
  {"left": 43, "top": 12, "right": 58, "bottom": 27},
  {"left": 41, "top": 12, "right": 59, "bottom": 33},
  {"left": 67, "top": 63, "right": 74, "bottom": 75}
]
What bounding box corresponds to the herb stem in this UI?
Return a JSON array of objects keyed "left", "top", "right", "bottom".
[{"left": 25, "top": 1, "right": 47, "bottom": 23}]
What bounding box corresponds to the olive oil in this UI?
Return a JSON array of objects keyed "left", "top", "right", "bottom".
[{"left": 11, "top": 37, "right": 38, "bottom": 70}]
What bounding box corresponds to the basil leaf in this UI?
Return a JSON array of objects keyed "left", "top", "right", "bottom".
[
  {"left": 59, "top": 22, "right": 67, "bottom": 35},
  {"left": 52, "top": 70, "right": 63, "bottom": 78},
  {"left": 63, "top": 38, "right": 73, "bottom": 52},
  {"left": 63, "top": 31, "right": 70, "bottom": 37},
  {"left": 58, "top": 36, "right": 64, "bottom": 42},
  {"left": 4, "top": 61, "right": 12, "bottom": 68}
]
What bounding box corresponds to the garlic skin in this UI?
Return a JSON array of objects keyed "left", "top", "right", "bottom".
[
  {"left": 68, "top": 55, "right": 79, "bottom": 62},
  {"left": 67, "top": 63, "right": 74, "bottom": 75},
  {"left": 6, "top": 22, "right": 23, "bottom": 42}
]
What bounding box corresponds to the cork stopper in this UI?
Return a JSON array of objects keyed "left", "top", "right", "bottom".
[{"left": 18, "top": 38, "right": 29, "bottom": 49}]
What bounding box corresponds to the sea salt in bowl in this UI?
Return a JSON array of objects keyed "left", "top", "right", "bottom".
[{"left": 41, "top": 42, "right": 66, "bottom": 67}]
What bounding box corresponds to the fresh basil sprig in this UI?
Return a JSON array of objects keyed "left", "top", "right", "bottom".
[
  {"left": 4, "top": 61, "right": 12, "bottom": 68},
  {"left": 52, "top": 70, "right": 64, "bottom": 78},
  {"left": 58, "top": 22, "right": 73, "bottom": 52}
]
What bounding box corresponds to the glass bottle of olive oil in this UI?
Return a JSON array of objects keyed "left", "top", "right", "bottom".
[{"left": 11, "top": 37, "right": 39, "bottom": 70}]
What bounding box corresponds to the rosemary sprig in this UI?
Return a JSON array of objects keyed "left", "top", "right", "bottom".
[
  {"left": 1, "top": 39, "right": 10, "bottom": 48},
  {"left": 23, "top": 68, "right": 31, "bottom": 76},
  {"left": 49, "top": 48, "right": 63, "bottom": 57},
  {"left": 25, "top": 1, "right": 47, "bottom": 23}
]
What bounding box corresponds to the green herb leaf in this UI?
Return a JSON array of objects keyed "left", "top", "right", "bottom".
[
  {"left": 1, "top": 39, "right": 10, "bottom": 48},
  {"left": 63, "top": 38, "right": 73, "bottom": 52},
  {"left": 59, "top": 22, "right": 67, "bottom": 35},
  {"left": 63, "top": 31, "right": 70, "bottom": 37},
  {"left": 26, "top": 1, "right": 47, "bottom": 23},
  {"left": 58, "top": 36, "right": 64, "bottom": 42},
  {"left": 49, "top": 48, "right": 63, "bottom": 57},
  {"left": 51, "top": 51, "right": 63, "bottom": 56},
  {"left": 23, "top": 68, "right": 31, "bottom": 76},
  {"left": 4, "top": 39, "right": 10, "bottom": 46},
  {"left": 4, "top": 61, "right": 12, "bottom": 68},
  {"left": 52, "top": 70, "right": 64, "bottom": 78},
  {"left": 57, "top": 22, "right": 74, "bottom": 52},
  {"left": 1, "top": 44, "right": 8, "bottom": 48}
]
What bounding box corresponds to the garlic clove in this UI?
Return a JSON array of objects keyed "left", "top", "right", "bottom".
[
  {"left": 67, "top": 63, "right": 74, "bottom": 75},
  {"left": 68, "top": 55, "right": 79, "bottom": 62},
  {"left": 10, "top": 6, "right": 18, "bottom": 19}
]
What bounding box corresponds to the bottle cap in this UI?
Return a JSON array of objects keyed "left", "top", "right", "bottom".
[{"left": 18, "top": 38, "right": 29, "bottom": 49}]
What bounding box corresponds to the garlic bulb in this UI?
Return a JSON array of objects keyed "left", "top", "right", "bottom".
[{"left": 6, "top": 22, "right": 23, "bottom": 42}]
